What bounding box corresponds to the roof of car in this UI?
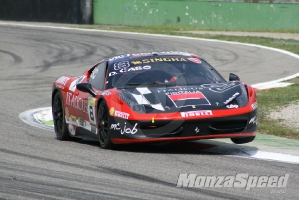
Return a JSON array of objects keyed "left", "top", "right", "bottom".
[{"left": 108, "top": 51, "right": 198, "bottom": 64}]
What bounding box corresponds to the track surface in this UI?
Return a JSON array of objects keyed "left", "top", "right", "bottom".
[{"left": 0, "top": 23, "right": 298, "bottom": 199}]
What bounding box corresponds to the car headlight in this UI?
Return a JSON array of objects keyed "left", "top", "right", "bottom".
[
  {"left": 236, "top": 85, "right": 248, "bottom": 107},
  {"left": 117, "top": 91, "right": 146, "bottom": 113},
  {"left": 132, "top": 104, "right": 145, "bottom": 112}
]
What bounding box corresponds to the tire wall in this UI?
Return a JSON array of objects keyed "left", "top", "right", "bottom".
[
  {"left": 93, "top": 0, "right": 299, "bottom": 31},
  {"left": 0, "top": 0, "right": 92, "bottom": 24}
]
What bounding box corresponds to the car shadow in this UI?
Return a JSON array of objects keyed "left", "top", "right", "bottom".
[{"left": 74, "top": 138, "right": 260, "bottom": 158}]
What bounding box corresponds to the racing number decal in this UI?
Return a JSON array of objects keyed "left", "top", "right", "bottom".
[
  {"left": 89, "top": 106, "right": 94, "bottom": 121},
  {"left": 88, "top": 97, "right": 96, "bottom": 125}
]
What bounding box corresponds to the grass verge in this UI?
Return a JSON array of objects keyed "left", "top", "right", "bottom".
[
  {"left": 257, "top": 83, "right": 299, "bottom": 139},
  {"left": 77, "top": 24, "right": 299, "bottom": 139}
]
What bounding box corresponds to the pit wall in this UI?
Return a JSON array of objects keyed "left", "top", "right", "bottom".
[{"left": 93, "top": 0, "right": 299, "bottom": 31}]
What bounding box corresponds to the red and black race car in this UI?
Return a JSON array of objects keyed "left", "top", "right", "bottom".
[{"left": 52, "top": 51, "right": 257, "bottom": 149}]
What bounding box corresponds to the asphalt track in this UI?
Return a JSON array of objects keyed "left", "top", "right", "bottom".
[{"left": 0, "top": 22, "right": 299, "bottom": 199}]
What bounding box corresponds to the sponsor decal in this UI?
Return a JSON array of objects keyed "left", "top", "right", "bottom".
[
  {"left": 176, "top": 173, "right": 289, "bottom": 191},
  {"left": 109, "top": 65, "right": 151, "bottom": 76},
  {"left": 224, "top": 92, "right": 240, "bottom": 104},
  {"left": 157, "top": 83, "right": 238, "bottom": 94},
  {"left": 55, "top": 76, "right": 70, "bottom": 86},
  {"left": 188, "top": 58, "right": 201, "bottom": 64},
  {"left": 78, "top": 118, "right": 86, "bottom": 127},
  {"left": 114, "top": 110, "right": 130, "bottom": 119},
  {"left": 110, "top": 122, "right": 138, "bottom": 134},
  {"left": 109, "top": 72, "right": 117, "bottom": 77},
  {"left": 88, "top": 97, "right": 96, "bottom": 125},
  {"left": 130, "top": 53, "right": 152, "bottom": 59},
  {"left": 157, "top": 86, "right": 204, "bottom": 93},
  {"left": 249, "top": 116, "right": 257, "bottom": 125},
  {"left": 69, "top": 75, "right": 85, "bottom": 92},
  {"left": 131, "top": 57, "right": 187, "bottom": 65},
  {"left": 109, "top": 107, "right": 115, "bottom": 116},
  {"left": 114, "top": 61, "right": 130, "bottom": 70},
  {"left": 108, "top": 54, "right": 130, "bottom": 62},
  {"left": 127, "top": 65, "right": 151, "bottom": 71},
  {"left": 207, "top": 82, "right": 239, "bottom": 93},
  {"left": 251, "top": 102, "right": 258, "bottom": 110},
  {"left": 130, "top": 51, "right": 191, "bottom": 59},
  {"left": 180, "top": 110, "right": 212, "bottom": 117},
  {"left": 209, "top": 82, "right": 238, "bottom": 93},
  {"left": 226, "top": 104, "right": 239, "bottom": 109},
  {"left": 68, "top": 124, "right": 75, "bottom": 135},
  {"left": 66, "top": 92, "right": 88, "bottom": 114},
  {"left": 102, "top": 90, "right": 111, "bottom": 95},
  {"left": 167, "top": 92, "right": 211, "bottom": 108},
  {"left": 70, "top": 115, "right": 77, "bottom": 123}
]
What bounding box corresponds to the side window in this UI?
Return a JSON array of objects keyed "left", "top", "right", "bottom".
[{"left": 89, "top": 62, "right": 107, "bottom": 90}]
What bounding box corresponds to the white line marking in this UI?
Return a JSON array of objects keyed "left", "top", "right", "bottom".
[
  {"left": 205, "top": 145, "right": 299, "bottom": 164},
  {"left": 19, "top": 107, "right": 54, "bottom": 131},
  {"left": 250, "top": 151, "right": 299, "bottom": 164}
]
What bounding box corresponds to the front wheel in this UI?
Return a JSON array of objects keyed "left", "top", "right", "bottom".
[
  {"left": 52, "top": 91, "right": 70, "bottom": 140},
  {"left": 230, "top": 136, "right": 255, "bottom": 144},
  {"left": 98, "top": 101, "right": 114, "bottom": 149}
]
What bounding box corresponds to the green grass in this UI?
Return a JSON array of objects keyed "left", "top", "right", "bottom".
[
  {"left": 77, "top": 24, "right": 299, "bottom": 139},
  {"left": 256, "top": 83, "right": 299, "bottom": 139}
]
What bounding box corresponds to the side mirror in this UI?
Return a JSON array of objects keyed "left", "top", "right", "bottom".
[
  {"left": 76, "top": 83, "right": 97, "bottom": 96},
  {"left": 229, "top": 73, "right": 240, "bottom": 81}
]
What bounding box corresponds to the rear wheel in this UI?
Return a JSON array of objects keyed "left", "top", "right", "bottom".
[
  {"left": 98, "top": 101, "right": 114, "bottom": 149},
  {"left": 231, "top": 136, "right": 255, "bottom": 144},
  {"left": 52, "top": 92, "right": 70, "bottom": 140}
]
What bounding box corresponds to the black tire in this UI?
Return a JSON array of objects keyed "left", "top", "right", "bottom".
[
  {"left": 230, "top": 136, "right": 255, "bottom": 144},
  {"left": 98, "top": 101, "right": 114, "bottom": 149},
  {"left": 52, "top": 91, "right": 70, "bottom": 140}
]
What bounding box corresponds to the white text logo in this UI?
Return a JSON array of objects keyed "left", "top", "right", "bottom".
[
  {"left": 114, "top": 110, "right": 130, "bottom": 119},
  {"left": 181, "top": 110, "right": 212, "bottom": 117},
  {"left": 110, "top": 122, "right": 138, "bottom": 134},
  {"left": 251, "top": 102, "right": 258, "bottom": 110},
  {"left": 224, "top": 92, "right": 240, "bottom": 104},
  {"left": 176, "top": 173, "right": 289, "bottom": 190}
]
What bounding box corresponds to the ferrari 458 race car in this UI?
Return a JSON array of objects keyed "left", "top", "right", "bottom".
[{"left": 52, "top": 51, "right": 257, "bottom": 149}]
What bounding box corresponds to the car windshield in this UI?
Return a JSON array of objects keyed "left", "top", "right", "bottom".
[{"left": 106, "top": 57, "right": 226, "bottom": 89}]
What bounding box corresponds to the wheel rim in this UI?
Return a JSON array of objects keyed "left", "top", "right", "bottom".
[
  {"left": 53, "top": 95, "right": 63, "bottom": 134},
  {"left": 98, "top": 104, "right": 109, "bottom": 146}
]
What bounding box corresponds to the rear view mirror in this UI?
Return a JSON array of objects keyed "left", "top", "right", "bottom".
[
  {"left": 76, "top": 83, "right": 97, "bottom": 96},
  {"left": 229, "top": 73, "right": 240, "bottom": 81}
]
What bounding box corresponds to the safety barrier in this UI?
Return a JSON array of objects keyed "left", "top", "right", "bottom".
[{"left": 93, "top": 0, "right": 299, "bottom": 31}]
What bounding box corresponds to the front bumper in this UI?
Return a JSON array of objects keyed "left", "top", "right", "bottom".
[{"left": 108, "top": 110, "right": 257, "bottom": 144}]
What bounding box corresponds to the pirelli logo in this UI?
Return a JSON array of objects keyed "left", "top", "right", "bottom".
[
  {"left": 114, "top": 110, "right": 130, "bottom": 119},
  {"left": 180, "top": 110, "right": 213, "bottom": 117}
]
